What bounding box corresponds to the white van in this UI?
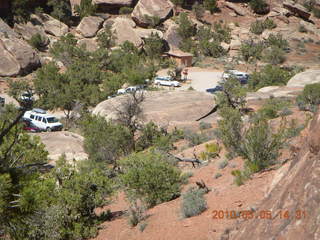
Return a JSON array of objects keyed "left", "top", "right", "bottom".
[{"left": 23, "top": 108, "right": 63, "bottom": 132}]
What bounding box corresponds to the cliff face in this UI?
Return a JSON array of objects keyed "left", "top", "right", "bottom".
[{"left": 228, "top": 111, "right": 320, "bottom": 240}]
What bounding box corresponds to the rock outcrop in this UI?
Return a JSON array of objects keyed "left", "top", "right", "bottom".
[
  {"left": 225, "top": 2, "right": 247, "bottom": 16},
  {"left": 77, "top": 38, "right": 99, "bottom": 51},
  {"left": 287, "top": 70, "right": 320, "bottom": 88},
  {"left": 110, "top": 17, "right": 142, "bottom": 47},
  {"left": 93, "top": 0, "right": 133, "bottom": 6},
  {"left": 283, "top": 0, "right": 311, "bottom": 20},
  {"left": 228, "top": 110, "right": 320, "bottom": 240},
  {"left": 93, "top": 91, "right": 215, "bottom": 128},
  {"left": 0, "top": 19, "right": 40, "bottom": 77},
  {"left": 163, "top": 20, "right": 182, "bottom": 50},
  {"left": 31, "top": 13, "right": 69, "bottom": 37},
  {"left": 131, "top": 0, "right": 174, "bottom": 26},
  {"left": 14, "top": 22, "right": 49, "bottom": 46},
  {"left": 76, "top": 16, "right": 104, "bottom": 38}
]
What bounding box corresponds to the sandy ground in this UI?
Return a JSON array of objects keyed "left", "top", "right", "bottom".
[{"left": 181, "top": 71, "right": 224, "bottom": 92}]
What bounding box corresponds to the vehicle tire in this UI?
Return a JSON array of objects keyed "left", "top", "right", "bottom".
[{"left": 46, "top": 127, "right": 52, "bottom": 132}]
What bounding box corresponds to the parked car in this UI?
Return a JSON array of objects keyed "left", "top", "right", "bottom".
[
  {"left": 206, "top": 85, "right": 223, "bottom": 94},
  {"left": 23, "top": 108, "right": 63, "bottom": 132},
  {"left": 154, "top": 76, "right": 181, "bottom": 87},
  {"left": 222, "top": 70, "right": 249, "bottom": 84},
  {"left": 20, "top": 91, "right": 34, "bottom": 102},
  {"left": 117, "top": 85, "right": 145, "bottom": 95},
  {"left": 21, "top": 119, "right": 41, "bottom": 132}
]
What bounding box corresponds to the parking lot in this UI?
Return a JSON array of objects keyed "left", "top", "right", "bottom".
[{"left": 180, "top": 70, "right": 224, "bottom": 92}]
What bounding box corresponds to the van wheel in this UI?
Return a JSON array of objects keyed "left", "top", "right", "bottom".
[{"left": 46, "top": 127, "right": 52, "bottom": 132}]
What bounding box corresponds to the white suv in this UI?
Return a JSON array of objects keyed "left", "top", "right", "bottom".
[
  {"left": 222, "top": 70, "right": 249, "bottom": 84},
  {"left": 23, "top": 108, "right": 63, "bottom": 132},
  {"left": 154, "top": 76, "right": 181, "bottom": 87}
]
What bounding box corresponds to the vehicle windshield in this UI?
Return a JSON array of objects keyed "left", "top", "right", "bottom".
[{"left": 46, "top": 117, "right": 59, "bottom": 123}]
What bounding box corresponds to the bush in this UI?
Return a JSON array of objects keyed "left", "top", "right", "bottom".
[
  {"left": 192, "top": 2, "right": 205, "bottom": 20},
  {"left": 241, "top": 119, "right": 287, "bottom": 173},
  {"left": 257, "top": 97, "right": 292, "bottom": 119},
  {"left": 144, "top": 14, "right": 161, "bottom": 27},
  {"left": 119, "top": 6, "right": 133, "bottom": 14},
  {"left": 249, "top": 0, "right": 269, "bottom": 14},
  {"left": 250, "top": 20, "right": 266, "bottom": 35},
  {"left": 231, "top": 170, "right": 247, "bottom": 186},
  {"left": 296, "top": 83, "right": 320, "bottom": 111},
  {"left": 265, "top": 33, "right": 289, "bottom": 50},
  {"left": 313, "top": 7, "right": 320, "bottom": 18},
  {"left": 184, "top": 130, "right": 211, "bottom": 147},
  {"left": 28, "top": 33, "right": 46, "bottom": 50},
  {"left": 218, "top": 160, "right": 228, "bottom": 169},
  {"left": 97, "top": 25, "right": 116, "bottom": 49},
  {"left": 263, "top": 46, "right": 286, "bottom": 65},
  {"left": 120, "top": 151, "right": 182, "bottom": 207},
  {"left": 214, "top": 173, "right": 222, "bottom": 179},
  {"left": 181, "top": 188, "right": 207, "bottom": 218},
  {"left": 248, "top": 65, "right": 295, "bottom": 90},
  {"left": 203, "top": 0, "right": 218, "bottom": 14},
  {"left": 250, "top": 18, "right": 276, "bottom": 35},
  {"left": 239, "top": 40, "right": 264, "bottom": 63},
  {"left": 75, "top": 0, "right": 97, "bottom": 19},
  {"left": 177, "top": 13, "right": 196, "bottom": 39},
  {"left": 181, "top": 172, "right": 194, "bottom": 184},
  {"left": 199, "top": 121, "right": 212, "bottom": 130},
  {"left": 128, "top": 202, "right": 146, "bottom": 227}
]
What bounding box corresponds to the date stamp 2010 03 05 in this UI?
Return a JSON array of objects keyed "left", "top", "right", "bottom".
[{"left": 212, "top": 209, "right": 307, "bottom": 220}]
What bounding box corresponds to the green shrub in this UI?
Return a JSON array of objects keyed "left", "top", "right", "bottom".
[
  {"left": 265, "top": 33, "right": 289, "bottom": 50},
  {"left": 218, "top": 160, "right": 228, "bottom": 169},
  {"left": 139, "top": 222, "right": 148, "bottom": 232},
  {"left": 119, "top": 6, "right": 133, "bottom": 14},
  {"left": 184, "top": 130, "right": 212, "bottom": 147},
  {"left": 250, "top": 18, "right": 276, "bottom": 35},
  {"left": 97, "top": 25, "right": 116, "bottom": 49},
  {"left": 249, "top": 0, "right": 269, "bottom": 14},
  {"left": 241, "top": 119, "right": 287, "bottom": 173},
  {"left": 120, "top": 151, "right": 182, "bottom": 207},
  {"left": 296, "top": 83, "right": 320, "bottom": 111},
  {"left": 181, "top": 172, "right": 194, "bottom": 184},
  {"left": 177, "top": 12, "right": 196, "bottom": 39},
  {"left": 28, "top": 33, "right": 46, "bottom": 50},
  {"left": 199, "top": 121, "right": 212, "bottom": 130},
  {"left": 257, "top": 97, "right": 291, "bottom": 119},
  {"left": 144, "top": 14, "right": 161, "bottom": 27},
  {"left": 263, "top": 18, "right": 277, "bottom": 29},
  {"left": 181, "top": 188, "right": 207, "bottom": 218},
  {"left": 240, "top": 40, "right": 264, "bottom": 63},
  {"left": 203, "top": 0, "right": 218, "bottom": 14},
  {"left": 214, "top": 173, "right": 222, "bottom": 179},
  {"left": 248, "top": 65, "right": 295, "bottom": 90},
  {"left": 250, "top": 20, "right": 266, "bottom": 35},
  {"left": 231, "top": 170, "right": 247, "bottom": 186},
  {"left": 192, "top": 2, "right": 205, "bottom": 20},
  {"left": 128, "top": 203, "right": 146, "bottom": 227},
  {"left": 263, "top": 46, "right": 286, "bottom": 65},
  {"left": 212, "top": 22, "right": 231, "bottom": 43},
  {"left": 312, "top": 7, "right": 320, "bottom": 18},
  {"left": 75, "top": 0, "right": 97, "bottom": 19}
]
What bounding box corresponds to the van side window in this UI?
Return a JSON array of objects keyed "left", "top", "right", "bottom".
[
  {"left": 38, "top": 117, "right": 42, "bottom": 122},
  {"left": 42, "top": 118, "right": 47, "bottom": 123},
  {"left": 35, "top": 116, "right": 38, "bottom": 121},
  {"left": 30, "top": 114, "right": 34, "bottom": 119}
]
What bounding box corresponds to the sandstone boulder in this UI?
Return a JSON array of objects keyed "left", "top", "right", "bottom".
[
  {"left": 110, "top": 17, "right": 142, "bottom": 47},
  {"left": 0, "top": 19, "right": 40, "bottom": 77},
  {"left": 70, "top": 0, "right": 81, "bottom": 15},
  {"left": 93, "top": 91, "right": 215, "bottom": 129},
  {"left": 0, "top": 41, "right": 20, "bottom": 77},
  {"left": 76, "top": 16, "right": 104, "bottom": 37},
  {"left": 32, "top": 14, "right": 69, "bottom": 37},
  {"left": 163, "top": 20, "right": 182, "bottom": 50},
  {"left": 287, "top": 70, "right": 320, "bottom": 87},
  {"left": 225, "top": 2, "right": 247, "bottom": 16},
  {"left": 14, "top": 22, "right": 49, "bottom": 46},
  {"left": 1, "top": 38, "right": 40, "bottom": 74},
  {"left": 134, "top": 28, "right": 163, "bottom": 39},
  {"left": 93, "top": 0, "right": 133, "bottom": 6},
  {"left": 78, "top": 38, "right": 99, "bottom": 52},
  {"left": 131, "top": 0, "right": 174, "bottom": 26},
  {"left": 36, "top": 131, "right": 88, "bottom": 164},
  {"left": 283, "top": 0, "right": 311, "bottom": 20}
]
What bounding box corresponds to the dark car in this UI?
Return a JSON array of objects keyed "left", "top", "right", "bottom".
[
  {"left": 206, "top": 85, "right": 223, "bottom": 94},
  {"left": 22, "top": 119, "right": 41, "bottom": 132}
]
